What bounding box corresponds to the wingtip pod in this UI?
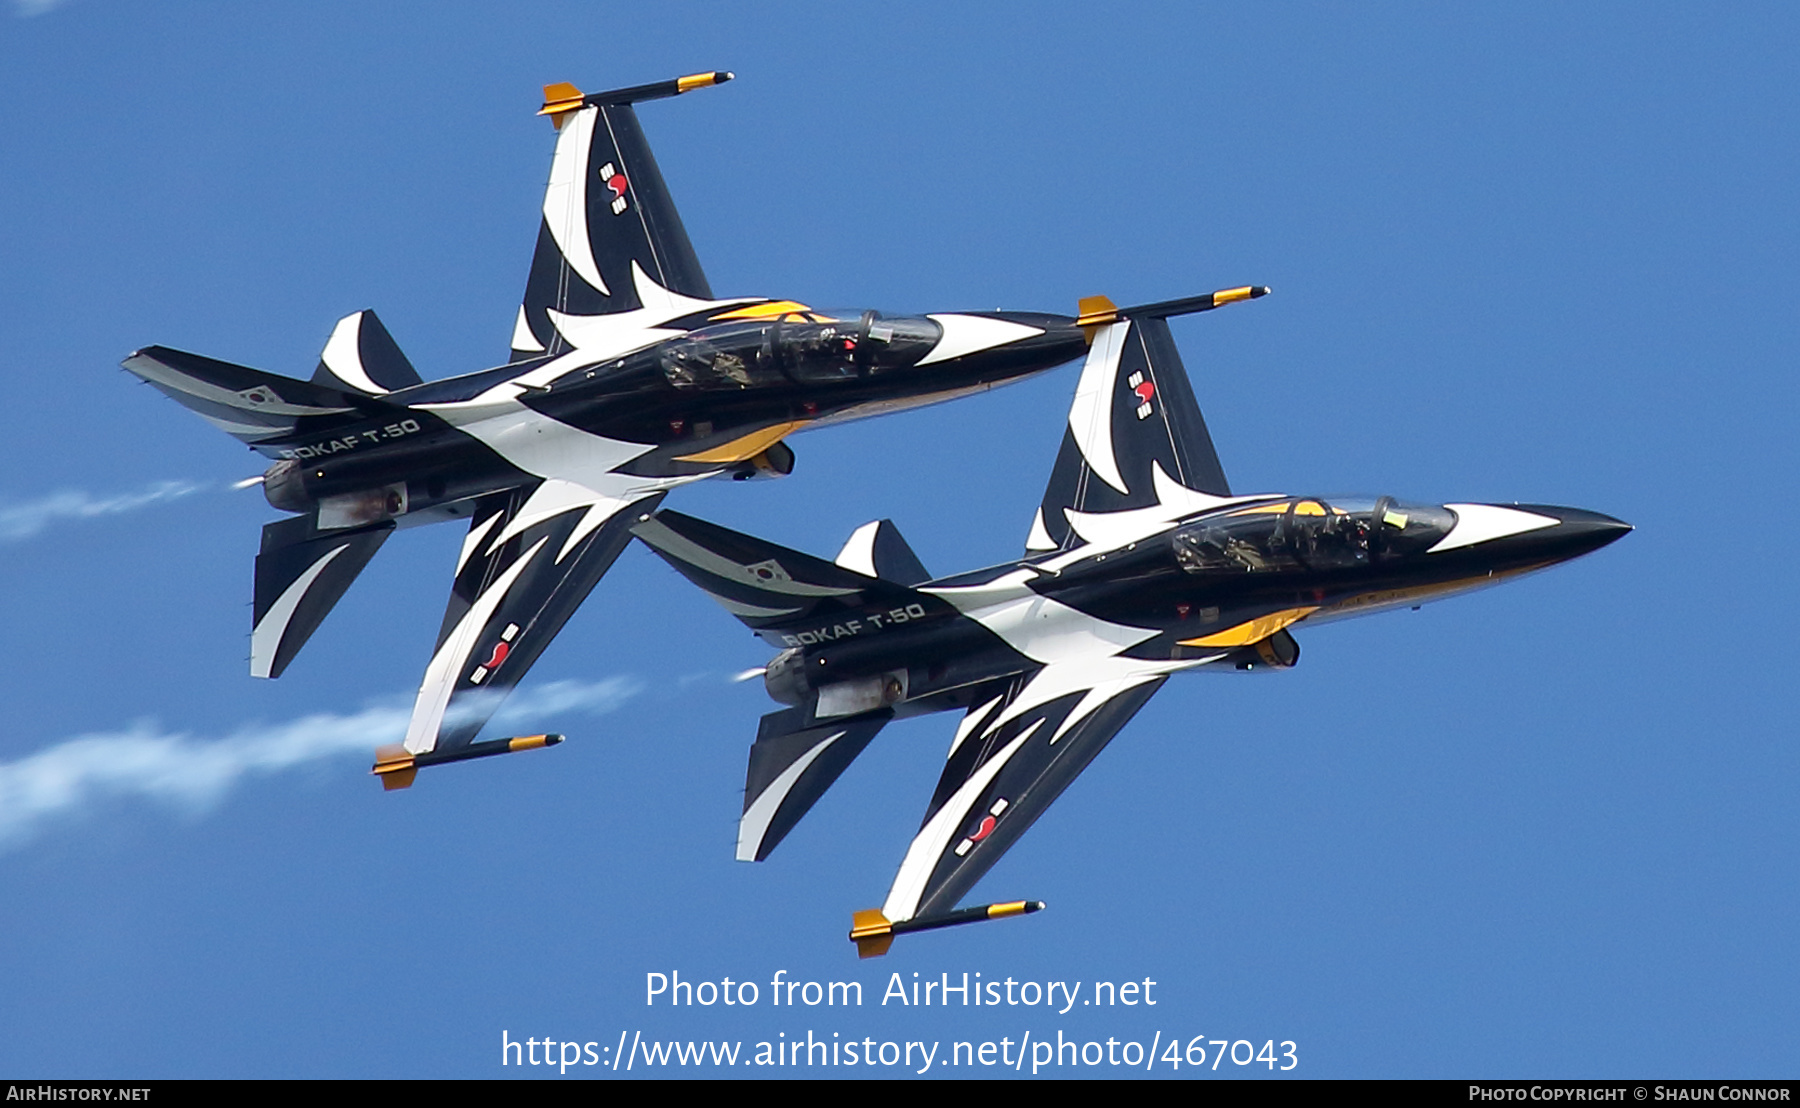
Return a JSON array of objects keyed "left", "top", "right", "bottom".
[
  {"left": 1077, "top": 285, "right": 1271, "bottom": 331},
  {"left": 676, "top": 70, "right": 734, "bottom": 93},
  {"left": 1211, "top": 284, "right": 1271, "bottom": 305},
  {"left": 540, "top": 71, "right": 735, "bottom": 126},
  {"left": 848, "top": 901, "right": 1045, "bottom": 958},
  {"left": 371, "top": 733, "right": 564, "bottom": 790}
]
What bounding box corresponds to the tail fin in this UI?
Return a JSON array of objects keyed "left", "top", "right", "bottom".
[
  {"left": 310, "top": 310, "right": 422, "bottom": 395},
  {"left": 833, "top": 520, "right": 931, "bottom": 585},
  {"left": 122, "top": 346, "right": 388, "bottom": 456},
  {"left": 1028, "top": 292, "right": 1264, "bottom": 552},
  {"left": 510, "top": 74, "right": 730, "bottom": 361},
  {"left": 632, "top": 509, "right": 932, "bottom": 640}
]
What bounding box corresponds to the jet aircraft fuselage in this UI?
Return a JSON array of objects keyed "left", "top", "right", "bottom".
[
  {"left": 257, "top": 308, "right": 1086, "bottom": 526},
  {"left": 691, "top": 495, "right": 1631, "bottom": 716}
]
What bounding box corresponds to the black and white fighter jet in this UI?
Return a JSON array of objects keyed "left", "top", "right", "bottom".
[
  {"left": 116, "top": 73, "right": 1168, "bottom": 785},
  {"left": 631, "top": 295, "right": 1631, "bottom": 956}
]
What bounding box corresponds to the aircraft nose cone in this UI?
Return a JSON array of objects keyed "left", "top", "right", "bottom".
[
  {"left": 1433, "top": 503, "right": 1630, "bottom": 569},
  {"left": 1517, "top": 505, "right": 1633, "bottom": 560}
]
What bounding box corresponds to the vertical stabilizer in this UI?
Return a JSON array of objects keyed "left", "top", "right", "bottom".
[
  {"left": 1029, "top": 309, "right": 1237, "bottom": 553},
  {"left": 511, "top": 76, "right": 728, "bottom": 361},
  {"left": 834, "top": 519, "right": 932, "bottom": 585},
  {"left": 311, "top": 310, "right": 423, "bottom": 395}
]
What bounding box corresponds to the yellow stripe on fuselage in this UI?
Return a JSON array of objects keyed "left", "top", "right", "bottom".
[
  {"left": 1178, "top": 606, "right": 1318, "bottom": 647},
  {"left": 673, "top": 421, "right": 808, "bottom": 464}
]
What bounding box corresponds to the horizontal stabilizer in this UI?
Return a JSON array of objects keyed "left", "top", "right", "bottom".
[
  {"left": 311, "top": 310, "right": 423, "bottom": 395},
  {"left": 632, "top": 509, "right": 930, "bottom": 638},
  {"left": 252, "top": 514, "right": 393, "bottom": 679},
  {"left": 834, "top": 519, "right": 931, "bottom": 586},
  {"left": 123, "top": 345, "right": 385, "bottom": 453},
  {"left": 739, "top": 707, "right": 891, "bottom": 861}
]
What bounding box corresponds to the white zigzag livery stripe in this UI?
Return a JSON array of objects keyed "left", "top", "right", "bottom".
[
  {"left": 736, "top": 730, "right": 845, "bottom": 862},
  {"left": 249, "top": 545, "right": 348, "bottom": 679},
  {"left": 1060, "top": 463, "right": 1270, "bottom": 553},
  {"left": 545, "top": 263, "right": 757, "bottom": 368},
  {"left": 947, "top": 696, "right": 1003, "bottom": 759},
  {"left": 557, "top": 497, "right": 638, "bottom": 564},
  {"left": 882, "top": 720, "right": 1043, "bottom": 922},
  {"left": 452, "top": 406, "right": 654, "bottom": 491},
  {"left": 977, "top": 656, "right": 1206, "bottom": 746},
  {"left": 1428, "top": 504, "right": 1560, "bottom": 553},
  {"left": 320, "top": 312, "right": 388, "bottom": 395},
  {"left": 421, "top": 269, "right": 762, "bottom": 414},
  {"left": 833, "top": 521, "right": 882, "bottom": 578},
  {"left": 1066, "top": 320, "right": 1130, "bottom": 495},
  {"left": 1047, "top": 664, "right": 1208, "bottom": 743},
  {"left": 510, "top": 305, "right": 546, "bottom": 354},
  {"left": 455, "top": 510, "right": 504, "bottom": 577},
  {"left": 543, "top": 106, "right": 609, "bottom": 297},
  {"left": 915, "top": 314, "right": 1044, "bottom": 367},
  {"left": 924, "top": 569, "right": 1159, "bottom": 666},
  {"left": 485, "top": 479, "right": 606, "bottom": 556}
]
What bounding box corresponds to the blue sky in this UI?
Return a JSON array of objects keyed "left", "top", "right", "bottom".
[{"left": 1, "top": 0, "right": 1795, "bottom": 1079}]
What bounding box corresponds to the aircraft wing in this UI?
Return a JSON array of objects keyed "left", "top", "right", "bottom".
[
  {"left": 402, "top": 479, "right": 666, "bottom": 756},
  {"left": 879, "top": 658, "right": 1183, "bottom": 923}
]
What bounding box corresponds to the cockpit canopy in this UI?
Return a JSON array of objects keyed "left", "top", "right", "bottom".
[
  {"left": 1172, "top": 497, "right": 1456, "bottom": 574},
  {"left": 659, "top": 312, "right": 943, "bottom": 390}
]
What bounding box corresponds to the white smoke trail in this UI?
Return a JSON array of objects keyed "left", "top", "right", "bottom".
[
  {"left": 0, "top": 676, "right": 642, "bottom": 850},
  {"left": 0, "top": 480, "right": 206, "bottom": 542},
  {"left": 12, "top": 0, "right": 73, "bottom": 15}
]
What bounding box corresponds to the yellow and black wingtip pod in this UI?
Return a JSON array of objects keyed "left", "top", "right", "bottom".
[
  {"left": 1213, "top": 284, "right": 1271, "bottom": 304},
  {"left": 676, "top": 71, "right": 734, "bottom": 93},
  {"left": 1076, "top": 286, "right": 1270, "bottom": 342},
  {"left": 370, "top": 734, "right": 565, "bottom": 790},
  {"left": 847, "top": 901, "right": 1045, "bottom": 958},
  {"left": 539, "top": 71, "right": 735, "bottom": 128},
  {"left": 1114, "top": 285, "right": 1272, "bottom": 321}
]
